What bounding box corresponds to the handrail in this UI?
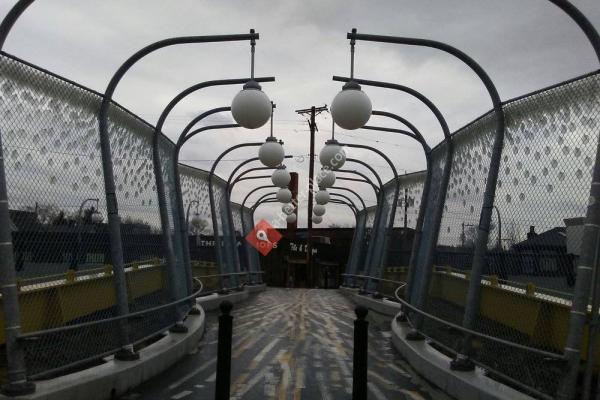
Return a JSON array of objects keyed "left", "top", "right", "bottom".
[
  {"left": 342, "top": 273, "right": 565, "bottom": 361},
  {"left": 19, "top": 275, "right": 206, "bottom": 340}
]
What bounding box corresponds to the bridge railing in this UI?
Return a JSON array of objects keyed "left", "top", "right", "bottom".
[
  {"left": 342, "top": 272, "right": 567, "bottom": 400},
  {"left": 0, "top": 52, "right": 258, "bottom": 384}
]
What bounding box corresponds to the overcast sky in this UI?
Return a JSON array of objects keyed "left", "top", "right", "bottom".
[{"left": 1, "top": 0, "right": 598, "bottom": 228}]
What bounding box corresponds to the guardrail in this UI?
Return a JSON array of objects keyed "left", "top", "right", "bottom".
[
  {"left": 342, "top": 272, "right": 567, "bottom": 400},
  {"left": 0, "top": 261, "right": 262, "bottom": 380}
]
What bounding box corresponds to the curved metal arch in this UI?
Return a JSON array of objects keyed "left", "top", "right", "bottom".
[
  {"left": 358, "top": 109, "right": 434, "bottom": 304},
  {"left": 335, "top": 170, "right": 380, "bottom": 196},
  {"left": 329, "top": 186, "right": 367, "bottom": 210},
  {"left": 176, "top": 106, "right": 231, "bottom": 148},
  {"left": 329, "top": 192, "right": 361, "bottom": 212},
  {"left": 228, "top": 159, "right": 292, "bottom": 196},
  {"left": 209, "top": 142, "right": 263, "bottom": 280}
]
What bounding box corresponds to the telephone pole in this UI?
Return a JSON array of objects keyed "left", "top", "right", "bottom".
[{"left": 295, "top": 105, "right": 328, "bottom": 287}]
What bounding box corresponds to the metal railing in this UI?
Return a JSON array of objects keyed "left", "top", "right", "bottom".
[{"left": 342, "top": 272, "right": 565, "bottom": 400}]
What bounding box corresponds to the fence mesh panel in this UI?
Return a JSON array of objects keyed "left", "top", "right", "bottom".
[
  {"left": 0, "top": 53, "right": 224, "bottom": 378},
  {"left": 411, "top": 72, "right": 600, "bottom": 398}
]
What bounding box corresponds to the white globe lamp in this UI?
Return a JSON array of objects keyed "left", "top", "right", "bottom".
[
  {"left": 282, "top": 203, "right": 294, "bottom": 215},
  {"left": 313, "top": 204, "right": 326, "bottom": 216},
  {"left": 315, "top": 189, "right": 330, "bottom": 205},
  {"left": 331, "top": 81, "right": 372, "bottom": 130},
  {"left": 231, "top": 80, "right": 272, "bottom": 129},
  {"left": 319, "top": 139, "right": 346, "bottom": 170},
  {"left": 91, "top": 210, "right": 103, "bottom": 224},
  {"left": 259, "top": 137, "right": 285, "bottom": 167},
  {"left": 286, "top": 213, "right": 297, "bottom": 224},
  {"left": 276, "top": 188, "right": 292, "bottom": 203},
  {"left": 271, "top": 166, "right": 291, "bottom": 188},
  {"left": 316, "top": 169, "right": 336, "bottom": 189},
  {"left": 312, "top": 214, "right": 323, "bottom": 224}
]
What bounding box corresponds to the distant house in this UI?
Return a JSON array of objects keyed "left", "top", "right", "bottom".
[{"left": 511, "top": 226, "right": 574, "bottom": 279}]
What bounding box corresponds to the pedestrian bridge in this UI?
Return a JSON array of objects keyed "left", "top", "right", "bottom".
[
  {"left": 0, "top": 1, "right": 599, "bottom": 399},
  {"left": 126, "top": 288, "right": 439, "bottom": 400}
]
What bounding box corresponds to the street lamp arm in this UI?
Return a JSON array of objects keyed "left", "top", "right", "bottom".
[
  {"left": 241, "top": 185, "right": 277, "bottom": 211},
  {"left": 346, "top": 158, "right": 384, "bottom": 189},
  {"left": 370, "top": 110, "right": 432, "bottom": 152},
  {"left": 329, "top": 186, "right": 367, "bottom": 210},
  {"left": 329, "top": 192, "right": 361, "bottom": 212},
  {"left": 332, "top": 75, "right": 451, "bottom": 140},
  {"left": 336, "top": 169, "right": 380, "bottom": 195},
  {"left": 177, "top": 106, "right": 231, "bottom": 147},
  {"left": 329, "top": 199, "right": 359, "bottom": 219},
  {"left": 227, "top": 157, "right": 260, "bottom": 185},
  {"left": 548, "top": 0, "right": 600, "bottom": 61},
  {"left": 335, "top": 176, "right": 379, "bottom": 196},
  {"left": 179, "top": 123, "right": 240, "bottom": 149},
  {"left": 345, "top": 32, "right": 502, "bottom": 110},
  {"left": 228, "top": 156, "right": 293, "bottom": 196},
  {"left": 0, "top": 0, "right": 33, "bottom": 48}
]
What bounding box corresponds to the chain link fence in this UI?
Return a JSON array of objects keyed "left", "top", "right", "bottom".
[
  {"left": 371, "top": 71, "right": 600, "bottom": 399},
  {"left": 0, "top": 52, "right": 251, "bottom": 380}
]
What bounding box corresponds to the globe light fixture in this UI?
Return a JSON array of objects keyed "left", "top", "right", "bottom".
[
  {"left": 271, "top": 165, "right": 291, "bottom": 188},
  {"left": 331, "top": 81, "right": 372, "bottom": 130},
  {"left": 231, "top": 80, "right": 272, "bottom": 129},
  {"left": 277, "top": 188, "right": 292, "bottom": 203},
  {"left": 315, "top": 189, "right": 330, "bottom": 205},
  {"left": 190, "top": 213, "right": 203, "bottom": 226},
  {"left": 91, "top": 210, "right": 103, "bottom": 224},
  {"left": 313, "top": 204, "right": 326, "bottom": 217},
  {"left": 319, "top": 139, "right": 346, "bottom": 170},
  {"left": 259, "top": 137, "right": 285, "bottom": 167},
  {"left": 286, "top": 213, "right": 297, "bottom": 224},
  {"left": 316, "top": 169, "right": 336, "bottom": 189},
  {"left": 312, "top": 214, "right": 323, "bottom": 224},
  {"left": 282, "top": 203, "right": 294, "bottom": 215}
]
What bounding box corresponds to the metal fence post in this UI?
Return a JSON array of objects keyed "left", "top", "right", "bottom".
[
  {"left": 215, "top": 300, "right": 233, "bottom": 400},
  {"left": 353, "top": 306, "right": 368, "bottom": 400},
  {"left": 0, "top": 2, "right": 42, "bottom": 394},
  {"left": 0, "top": 130, "right": 35, "bottom": 395},
  {"left": 542, "top": 1, "right": 600, "bottom": 398}
]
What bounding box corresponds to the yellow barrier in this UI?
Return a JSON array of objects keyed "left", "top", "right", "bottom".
[{"left": 0, "top": 262, "right": 166, "bottom": 345}]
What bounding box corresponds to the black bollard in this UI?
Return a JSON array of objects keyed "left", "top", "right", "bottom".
[
  {"left": 215, "top": 300, "right": 233, "bottom": 400},
  {"left": 353, "top": 306, "right": 368, "bottom": 400}
]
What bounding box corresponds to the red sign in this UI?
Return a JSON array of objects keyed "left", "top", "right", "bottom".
[{"left": 245, "top": 219, "right": 282, "bottom": 256}]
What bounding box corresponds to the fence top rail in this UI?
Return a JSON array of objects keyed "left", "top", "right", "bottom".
[{"left": 18, "top": 277, "right": 204, "bottom": 340}]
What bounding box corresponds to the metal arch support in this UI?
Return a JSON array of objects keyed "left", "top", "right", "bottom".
[
  {"left": 329, "top": 191, "right": 369, "bottom": 287},
  {"left": 209, "top": 143, "right": 263, "bottom": 288},
  {"left": 336, "top": 170, "right": 380, "bottom": 196},
  {"left": 173, "top": 121, "right": 240, "bottom": 297},
  {"left": 346, "top": 158, "right": 384, "bottom": 189},
  {"left": 337, "top": 142, "right": 400, "bottom": 287},
  {"left": 332, "top": 77, "right": 451, "bottom": 310},
  {"left": 97, "top": 34, "right": 267, "bottom": 361},
  {"left": 347, "top": 28, "right": 505, "bottom": 363},
  {"left": 329, "top": 186, "right": 367, "bottom": 210},
  {"left": 360, "top": 109, "right": 434, "bottom": 305}
]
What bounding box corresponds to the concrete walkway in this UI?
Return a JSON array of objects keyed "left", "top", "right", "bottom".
[{"left": 120, "top": 288, "right": 451, "bottom": 400}]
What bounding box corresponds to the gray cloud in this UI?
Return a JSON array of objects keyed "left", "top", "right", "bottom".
[{"left": 0, "top": 0, "right": 598, "bottom": 227}]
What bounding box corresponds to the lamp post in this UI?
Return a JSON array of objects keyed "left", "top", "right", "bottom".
[
  {"left": 334, "top": 30, "right": 504, "bottom": 353},
  {"left": 95, "top": 29, "right": 271, "bottom": 360},
  {"left": 70, "top": 198, "right": 102, "bottom": 272},
  {"left": 335, "top": 142, "right": 400, "bottom": 292},
  {"left": 156, "top": 77, "right": 274, "bottom": 306},
  {"left": 332, "top": 77, "right": 449, "bottom": 311}
]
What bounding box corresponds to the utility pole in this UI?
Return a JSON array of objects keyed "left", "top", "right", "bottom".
[{"left": 295, "top": 105, "right": 328, "bottom": 287}]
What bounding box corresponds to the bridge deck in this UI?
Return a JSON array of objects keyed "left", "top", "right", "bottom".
[{"left": 122, "top": 288, "right": 450, "bottom": 400}]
